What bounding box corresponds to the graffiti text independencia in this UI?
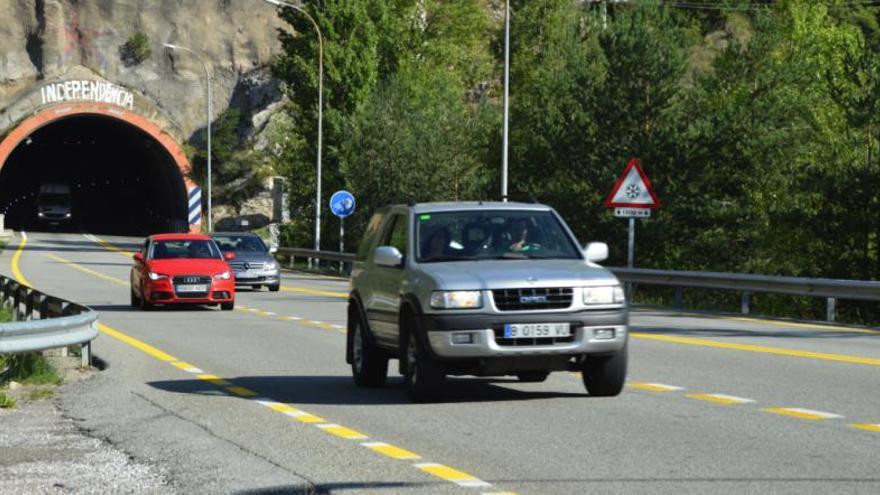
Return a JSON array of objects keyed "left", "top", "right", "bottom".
[{"left": 40, "top": 80, "right": 135, "bottom": 110}]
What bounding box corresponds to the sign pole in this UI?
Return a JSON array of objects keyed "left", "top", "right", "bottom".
[
  {"left": 627, "top": 217, "right": 635, "bottom": 297},
  {"left": 339, "top": 217, "right": 345, "bottom": 273}
]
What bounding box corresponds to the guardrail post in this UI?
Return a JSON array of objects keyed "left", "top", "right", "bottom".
[
  {"left": 826, "top": 297, "right": 836, "bottom": 322},
  {"left": 673, "top": 287, "right": 683, "bottom": 308},
  {"left": 741, "top": 291, "right": 751, "bottom": 315},
  {"left": 25, "top": 291, "right": 36, "bottom": 320},
  {"left": 12, "top": 285, "right": 22, "bottom": 321},
  {"left": 81, "top": 341, "right": 91, "bottom": 368}
]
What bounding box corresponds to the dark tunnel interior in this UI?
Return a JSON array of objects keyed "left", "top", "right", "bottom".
[{"left": 0, "top": 115, "right": 191, "bottom": 235}]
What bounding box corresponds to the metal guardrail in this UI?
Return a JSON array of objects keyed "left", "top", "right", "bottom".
[
  {"left": 273, "top": 248, "right": 878, "bottom": 322},
  {"left": 0, "top": 276, "right": 98, "bottom": 367}
]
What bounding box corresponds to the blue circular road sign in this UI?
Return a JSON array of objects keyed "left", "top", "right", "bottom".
[{"left": 329, "top": 190, "right": 356, "bottom": 218}]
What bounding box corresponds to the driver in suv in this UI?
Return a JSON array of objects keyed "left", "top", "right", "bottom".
[{"left": 346, "top": 201, "right": 628, "bottom": 402}]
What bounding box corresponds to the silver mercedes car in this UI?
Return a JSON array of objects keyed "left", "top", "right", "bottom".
[
  {"left": 346, "top": 201, "right": 628, "bottom": 402},
  {"left": 211, "top": 232, "right": 281, "bottom": 292}
]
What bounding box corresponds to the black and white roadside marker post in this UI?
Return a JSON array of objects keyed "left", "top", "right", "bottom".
[
  {"left": 329, "top": 190, "right": 355, "bottom": 273},
  {"left": 604, "top": 159, "right": 661, "bottom": 298}
]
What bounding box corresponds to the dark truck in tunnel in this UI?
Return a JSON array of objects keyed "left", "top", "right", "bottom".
[{"left": 37, "top": 182, "right": 72, "bottom": 224}]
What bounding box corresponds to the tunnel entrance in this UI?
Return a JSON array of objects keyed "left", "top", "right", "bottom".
[{"left": 0, "top": 105, "right": 196, "bottom": 236}]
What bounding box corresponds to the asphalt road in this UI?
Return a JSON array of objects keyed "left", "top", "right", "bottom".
[{"left": 5, "top": 231, "right": 879, "bottom": 494}]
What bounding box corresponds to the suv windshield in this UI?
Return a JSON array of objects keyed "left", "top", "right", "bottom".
[
  {"left": 416, "top": 210, "right": 582, "bottom": 262},
  {"left": 150, "top": 240, "right": 222, "bottom": 260},
  {"left": 212, "top": 235, "right": 268, "bottom": 253}
]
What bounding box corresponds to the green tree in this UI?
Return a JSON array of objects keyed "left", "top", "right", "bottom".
[{"left": 340, "top": 61, "right": 498, "bottom": 240}]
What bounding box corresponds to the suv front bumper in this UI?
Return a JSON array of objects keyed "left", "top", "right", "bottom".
[{"left": 418, "top": 309, "right": 627, "bottom": 359}]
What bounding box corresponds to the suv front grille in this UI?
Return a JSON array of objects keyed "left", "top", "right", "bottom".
[{"left": 492, "top": 287, "right": 573, "bottom": 311}]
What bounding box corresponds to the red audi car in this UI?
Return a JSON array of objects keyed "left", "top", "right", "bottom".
[{"left": 130, "top": 233, "right": 236, "bottom": 310}]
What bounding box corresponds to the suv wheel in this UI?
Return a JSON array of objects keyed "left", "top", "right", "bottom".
[
  {"left": 516, "top": 371, "right": 550, "bottom": 383},
  {"left": 581, "top": 345, "right": 627, "bottom": 397},
  {"left": 268, "top": 283, "right": 281, "bottom": 292},
  {"left": 350, "top": 317, "right": 388, "bottom": 387},
  {"left": 403, "top": 330, "right": 444, "bottom": 402}
]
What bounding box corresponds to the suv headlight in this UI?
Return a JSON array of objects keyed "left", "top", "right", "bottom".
[
  {"left": 583, "top": 286, "right": 625, "bottom": 305},
  {"left": 148, "top": 272, "right": 168, "bottom": 281},
  {"left": 430, "top": 291, "right": 482, "bottom": 309},
  {"left": 264, "top": 261, "right": 278, "bottom": 271},
  {"left": 214, "top": 271, "right": 231, "bottom": 280}
]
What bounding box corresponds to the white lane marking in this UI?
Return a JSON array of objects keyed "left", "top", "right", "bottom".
[
  {"left": 773, "top": 408, "right": 844, "bottom": 419},
  {"left": 628, "top": 382, "right": 685, "bottom": 392}
]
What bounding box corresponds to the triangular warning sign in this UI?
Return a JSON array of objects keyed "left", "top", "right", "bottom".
[{"left": 604, "top": 159, "right": 660, "bottom": 209}]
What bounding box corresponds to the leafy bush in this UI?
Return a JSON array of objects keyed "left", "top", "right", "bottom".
[
  {"left": 120, "top": 32, "right": 152, "bottom": 66},
  {"left": 2, "top": 353, "right": 61, "bottom": 386}
]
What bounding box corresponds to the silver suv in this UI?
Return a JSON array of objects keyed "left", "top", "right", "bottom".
[{"left": 346, "top": 201, "right": 628, "bottom": 401}]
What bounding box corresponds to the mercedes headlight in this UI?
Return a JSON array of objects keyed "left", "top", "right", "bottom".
[
  {"left": 430, "top": 291, "right": 482, "bottom": 309},
  {"left": 264, "top": 261, "right": 278, "bottom": 271},
  {"left": 583, "top": 286, "right": 625, "bottom": 305}
]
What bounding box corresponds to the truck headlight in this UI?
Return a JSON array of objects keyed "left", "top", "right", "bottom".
[
  {"left": 148, "top": 272, "right": 168, "bottom": 281},
  {"left": 430, "top": 291, "right": 482, "bottom": 309},
  {"left": 583, "top": 286, "right": 625, "bottom": 305}
]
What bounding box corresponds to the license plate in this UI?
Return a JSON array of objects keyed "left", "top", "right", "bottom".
[
  {"left": 176, "top": 284, "right": 208, "bottom": 293},
  {"left": 503, "top": 323, "right": 571, "bottom": 338},
  {"left": 236, "top": 270, "right": 256, "bottom": 279}
]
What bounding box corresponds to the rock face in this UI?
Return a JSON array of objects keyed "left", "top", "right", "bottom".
[{"left": 0, "top": 0, "right": 287, "bottom": 140}]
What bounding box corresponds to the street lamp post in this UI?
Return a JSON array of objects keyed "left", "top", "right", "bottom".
[
  {"left": 164, "top": 43, "right": 213, "bottom": 232},
  {"left": 265, "top": 0, "right": 324, "bottom": 253},
  {"left": 502, "top": 0, "right": 510, "bottom": 202}
]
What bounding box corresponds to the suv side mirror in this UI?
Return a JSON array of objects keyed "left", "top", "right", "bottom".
[
  {"left": 269, "top": 246, "right": 278, "bottom": 254},
  {"left": 374, "top": 246, "right": 404, "bottom": 268},
  {"left": 585, "top": 242, "right": 608, "bottom": 263}
]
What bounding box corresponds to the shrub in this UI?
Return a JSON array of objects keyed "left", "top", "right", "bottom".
[{"left": 120, "top": 32, "right": 152, "bottom": 66}]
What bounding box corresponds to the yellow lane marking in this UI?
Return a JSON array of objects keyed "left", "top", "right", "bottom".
[
  {"left": 627, "top": 382, "right": 684, "bottom": 392},
  {"left": 99, "top": 324, "right": 178, "bottom": 362},
  {"left": 280, "top": 285, "right": 348, "bottom": 298},
  {"left": 226, "top": 386, "right": 258, "bottom": 397},
  {"left": 687, "top": 393, "right": 755, "bottom": 405},
  {"left": 197, "top": 374, "right": 231, "bottom": 386},
  {"left": 414, "top": 463, "right": 491, "bottom": 488},
  {"left": 318, "top": 424, "right": 369, "bottom": 440},
  {"left": 633, "top": 307, "right": 878, "bottom": 334},
  {"left": 85, "top": 232, "right": 135, "bottom": 257},
  {"left": 171, "top": 361, "right": 203, "bottom": 373},
  {"left": 764, "top": 407, "right": 843, "bottom": 420},
  {"left": 48, "top": 253, "right": 128, "bottom": 286},
  {"left": 632, "top": 332, "right": 880, "bottom": 367},
  {"left": 11, "top": 231, "right": 31, "bottom": 286},
  {"left": 283, "top": 410, "right": 326, "bottom": 424},
  {"left": 850, "top": 423, "right": 880, "bottom": 432},
  {"left": 361, "top": 442, "right": 421, "bottom": 460}
]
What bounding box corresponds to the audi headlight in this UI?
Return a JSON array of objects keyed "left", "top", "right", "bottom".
[
  {"left": 430, "top": 291, "right": 482, "bottom": 309},
  {"left": 148, "top": 272, "right": 168, "bottom": 281},
  {"left": 583, "top": 286, "right": 625, "bottom": 305},
  {"left": 214, "top": 271, "right": 231, "bottom": 280}
]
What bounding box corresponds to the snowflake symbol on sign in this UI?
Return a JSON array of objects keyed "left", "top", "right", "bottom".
[{"left": 625, "top": 184, "right": 641, "bottom": 199}]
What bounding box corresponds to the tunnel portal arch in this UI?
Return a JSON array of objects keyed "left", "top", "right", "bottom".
[{"left": 0, "top": 102, "right": 201, "bottom": 234}]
